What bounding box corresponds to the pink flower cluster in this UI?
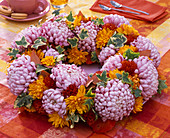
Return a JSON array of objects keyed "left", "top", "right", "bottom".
[
  {"left": 134, "top": 56, "right": 159, "bottom": 101},
  {"left": 50, "top": 64, "right": 88, "bottom": 90},
  {"left": 74, "top": 21, "right": 99, "bottom": 52},
  {"left": 42, "top": 88, "right": 66, "bottom": 117},
  {"left": 45, "top": 48, "right": 60, "bottom": 58},
  {"left": 7, "top": 55, "right": 37, "bottom": 95},
  {"left": 94, "top": 79, "right": 135, "bottom": 122}
]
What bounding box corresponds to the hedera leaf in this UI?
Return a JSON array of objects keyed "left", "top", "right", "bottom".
[
  {"left": 85, "top": 88, "right": 96, "bottom": 98},
  {"left": 133, "top": 88, "right": 142, "bottom": 98},
  {"left": 78, "top": 29, "right": 89, "bottom": 40},
  {"left": 91, "top": 18, "right": 104, "bottom": 25},
  {"left": 96, "top": 70, "right": 108, "bottom": 82},
  {"left": 15, "top": 36, "right": 30, "bottom": 48},
  {"left": 66, "top": 11, "right": 74, "bottom": 22},
  {"left": 116, "top": 73, "right": 122, "bottom": 79},
  {"left": 56, "top": 54, "right": 65, "bottom": 62},
  {"left": 84, "top": 98, "right": 94, "bottom": 111},
  {"left": 107, "top": 32, "right": 127, "bottom": 48},
  {"left": 157, "top": 80, "right": 167, "bottom": 94},
  {"left": 67, "top": 37, "right": 78, "bottom": 47},
  {"left": 37, "top": 36, "right": 47, "bottom": 42},
  {"left": 56, "top": 45, "right": 65, "bottom": 54},
  {"left": 91, "top": 51, "right": 99, "bottom": 62},
  {"left": 31, "top": 39, "right": 46, "bottom": 49},
  {"left": 97, "top": 82, "right": 106, "bottom": 87},
  {"left": 52, "top": 9, "right": 60, "bottom": 16},
  {"left": 122, "top": 71, "right": 133, "bottom": 85},
  {"left": 36, "top": 64, "right": 49, "bottom": 73},
  {"left": 7, "top": 49, "right": 19, "bottom": 59},
  {"left": 123, "top": 49, "right": 140, "bottom": 60},
  {"left": 55, "top": 17, "right": 62, "bottom": 22},
  {"left": 14, "top": 93, "right": 33, "bottom": 109}
]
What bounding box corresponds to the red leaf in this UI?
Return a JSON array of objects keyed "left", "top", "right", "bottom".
[
  {"left": 30, "top": 50, "right": 41, "bottom": 65},
  {"left": 139, "top": 50, "right": 151, "bottom": 57}
]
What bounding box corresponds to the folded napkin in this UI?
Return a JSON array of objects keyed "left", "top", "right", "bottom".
[{"left": 90, "top": 0, "right": 168, "bottom": 22}]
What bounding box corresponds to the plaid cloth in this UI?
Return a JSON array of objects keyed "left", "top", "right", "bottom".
[{"left": 0, "top": 0, "right": 169, "bottom": 137}]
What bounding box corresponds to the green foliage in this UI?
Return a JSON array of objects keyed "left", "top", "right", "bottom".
[
  {"left": 7, "top": 49, "right": 20, "bottom": 60},
  {"left": 66, "top": 11, "right": 74, "bottom": 22},
  {"left": 122, "top": 71, "right": 133, "bottom": 85},
  {"left": 91, "top": 51, "right": 99, "bottom": 62},
  {"left": 157, "top": 80, "right": 167, "bottom": 94},
  {"left": 37, "top": 36, "right": 47, "bottom": 42},
  {"left": 116, "top": 73, "right": 122, "bottom": 79},
  {"left": 56, "top": 45, "right": 65, "bottom": 54},
  {"left": 36, "top": 64, "right": 49, "bottom": 73},
  {"left": 78, "top": 29, "right": 89, "bottom": 40},
  {"left": 85, "top": 88, "right": 96, "bottom": 98},
  {"left": 66, "top": 113, "right": 79, "bottom": 128},
  {"left": 92, "top": 18, "right": 104, "bottom": 25},
  {"left": 123, "top": 49, "right": 140, "bottom": 60},
  {"left": 96, "top": 70, "right": 110, "bottom": 87},
  {"left": 56, "top": 54, "right": 65, "bottom": 62},
  {"left": 133, "top": 88, "right": 142, "bottom": 98},
  {"left": 67, "top": 37, "right": 78, "bottom": 48},
  {"left": 14, "top": 93, "right": 33, "bottom": 109},
  {"left": 107, "top": 32, "right": 127, "bottom": 48},
  {"left": 84, "top": 98, "right": 94, "bottom": 111},
  {"left": 52, "top": 9, "right": 60, "bottom": 16},
  {"left": 92, "top": 108, "right": 98, "bottom": 121},
  {"left": 15, "top": 36, "right": 30, "bottom": 48},
  {"left": 31, "top": 38, "right": 46, "bottom": 49}
]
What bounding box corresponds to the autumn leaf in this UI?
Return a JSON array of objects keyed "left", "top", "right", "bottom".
[{"left": 30, "top": 51, "right": 41, "bottom": 65}]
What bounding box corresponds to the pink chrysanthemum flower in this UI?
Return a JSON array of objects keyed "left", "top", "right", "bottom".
[
  {"left": 94, "top": 79, "right": 135, "bottom": 122},
  {"left": 50, "top": 64, "right": 88, "bottom": 90},
  {"left": 134, "top": 56, "right": 159, "bottom": 101},
  {"left": 7, "top": 55, "right": 37, "bottom": 95},
  {"left": 42, "top": 88, "right": 66, "bottom": 117},
  {"left": 103, "top": 14, "right": 130, "bottom": 27},
  {"left": 74, "top": 21, "right": 99, "bottom": 52},
  {"left": 131, "top": 35, "right": 161, "bottom": 67}
]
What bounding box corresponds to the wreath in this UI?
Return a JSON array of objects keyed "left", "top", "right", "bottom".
[{"left": 7, "top": 10, "right": 167, "bottom": 132}]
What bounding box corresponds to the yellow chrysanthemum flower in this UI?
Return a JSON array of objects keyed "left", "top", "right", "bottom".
[
  {"left": 41, "top": 56, "right": 56, "bottom": 66},
  {"left": 117, "top": 45, "right": 138, "bottom": 55},
  {"left": 23, "top": 49, "right": 32, "bottom": 56},
  {"left": 73, "top": 15, "right": 82, "bottom": 27},
  {"left": 96, "top": 28, "right": 115, "bottom": 49},
  {"left": 128, "top": 74, "right": 140, "bottom": 89},
  {"left": 67, "top": 47, "right": 88, "bottom": 65},
  {"left": 109, "top": 68, "right": 123, "bottom": 79},
  {"left": 65, "top": 85, "right": 89, "bottom": 114},
  {"left": 28, "top": 75, "right": 47, "bottom": 99},
  {"left": 117, "top": 24, "right": 139, "bottom": 37},
  {"left": 133, "top": 96, "right": 143, "bottom": 113},
  {"left": 48, "top": 112, "right": 70, "bottom": 128}
]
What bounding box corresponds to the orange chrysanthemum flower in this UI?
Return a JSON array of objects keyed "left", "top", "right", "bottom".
[
  {"left": 67, "top": 47, "right": 88, "bottom": 65},
  {"left": 117, "top": 45, "right": 138, "bottom": 55},
  {"left": 128, "top": 74, "right": 140, "bottom": 89},
  {"left": 23, "top": 106, "right": 36, "bottom": 112},
  {"left": 23, "top": 49, "right": 44, "bottom": 59},
  {"left": 41, "top": 56, "right": 56, "bottom": 66},
  {"left": 28, "top": 75, "right": 48, "bottom": 99},
  {"left": 65, "top": 85, "right": 89, "bottom": 114},
  {"left": 109, "top": 68, "right": 123, "bottom": 79},
  {"left": 133, "top": 96, "right": 143, "bottom": 114},
  {"left": 117, "top": 24, "right": 139, "bottom": 37},
  {"left": 102, "top": 23, "right": 117, "bottom": 30},
  {"left": 48, "top": 112, "right": 70, "bottom": 128},
  {"left": 96, "top": 28, "right": 115, "bottom": 49}
]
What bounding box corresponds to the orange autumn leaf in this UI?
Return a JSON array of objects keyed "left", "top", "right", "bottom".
[
  {"left": 139, "top": 50, "right": 151, "bottom": 57},
  {"left": 30, "top": 50, "right": 41, "bottom": 65}
]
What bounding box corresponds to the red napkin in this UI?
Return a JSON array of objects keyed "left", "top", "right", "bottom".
[{"left": 90, "top": 0, "right": 168, "bottom": 22}]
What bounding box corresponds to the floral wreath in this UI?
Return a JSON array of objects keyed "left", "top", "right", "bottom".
[{"left": 7, "top": 10, "right": 167, "bottom": 132}]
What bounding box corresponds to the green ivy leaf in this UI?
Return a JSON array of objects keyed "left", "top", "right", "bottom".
[
  {"left": 67, "top": 37, "right": 78, "bottom": 48},
  {"left": 123, "top": 49, "right": 140, "bottom": 60},
  {"left": 7, "top": 49, "right": 19, "bottom": 59},
  {"left": 31, "top": 39, "right": 46, "bottom": 49},
  {"left": 116, "top": 73, "right": 122, "bottom": 79},
  {"left": 36, "top": 64, "right": 49, "bottom": 73},
  {"left": 133, "top": 88, "right": 142, "bottom": 98},
  {"left": 66, "top": 11, "right": 74, "bottom": 22},
  {"left": 91, "top": 51, "right": 99, "bottom": 62},
  {"left": 78, "top": 29, "right": 89, "bottom": 40},
  {"left": 97, "top": 82, "right": 106, "bottom": 87},
  {"left": 14, "top": 93, "right": 33, "bottom": 109},
  {"left": 56, "top": 45, "right": 65, "bottom": 54},
  {"left": 91, "top": 18, "right": 104, "bottom": 25},
  {"left": 52, "top": 9, "right": 60, "bottom": 16},
  {"left": 84, "top": 99, "right": 94, "bottom": 111},
  {"left": 85, "top": 88, "right": 96, "bottom": 98},
  {"left": 122, "top": 71, "right": 133, "bottom": 85},
  {"left": 37, "top": 36, "right": 47, "bottom": 42},
  {"left": 107, "top": 32, "right": 127, "bottom": 48},
  {"left": 15, "top": 36, "right": 30, "bottom": 48},
  {"left": 157, "top": 80, "right": 167, "bottom": 94},
  {"left": 96, "top": 70, "right": 109, "bottom": 82},
  {"left": 56, "top": 54, "right": 65, "bottom": 62},
  {"left": 55, "top": 17, "right": 62, "bottom": 22}
]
